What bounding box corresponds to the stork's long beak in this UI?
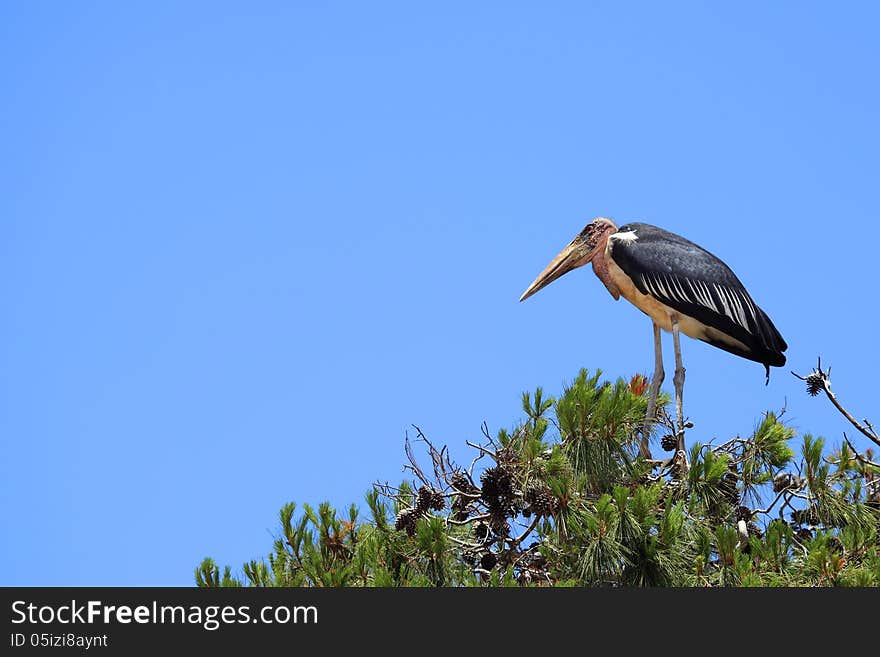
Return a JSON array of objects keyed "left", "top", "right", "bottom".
[{"left": 519, "top": 235, "right": 593, "bottom": 302}]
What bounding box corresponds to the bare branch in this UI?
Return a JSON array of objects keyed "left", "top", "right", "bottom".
[
  {"left": 752, "top": 488, "right": 789, "bottom": 517},
  {"left": 842, "top": 432, "right": 880, "bottom": 469},
  {"left": 447, "top": 534, "right": 494, "bottom": 550},
  {"left": 793, "top": 359, "right": 880, "bottom": 449},
  {"left": 446, "top": 512, "right": 490, "bottom": 526},
  {"left": 467, "top": 451, "right": 486, "bottom": 480},
  {"left": 465, "top": 440, "right": 497, "bottom": 458},
  {"left": 403, "top": 431, "right": 430, "bottom": 485},
  {"left": 480, "top": 421, "right": 499, "bottom": 449},
  {"left": 506, "top": 515, "right": 540, "bottom": 548},
  {"left": 372, "top": 481, "right": 405, "bottom": 497}
]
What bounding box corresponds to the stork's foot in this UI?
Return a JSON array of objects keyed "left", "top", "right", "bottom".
[{"left": 673, "top": 365, "right": 686, "bottom": 450}]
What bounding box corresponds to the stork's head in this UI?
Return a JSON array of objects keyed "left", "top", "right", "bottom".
[{"left": 519, "top": 217, "right": 618, "bottom": 302}]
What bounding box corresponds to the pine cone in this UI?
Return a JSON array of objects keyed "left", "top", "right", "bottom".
[
  {"left": 805, "top": 371, "right": 825, "bottom": 397},
  {"left": 480, "top": 552, "right": 498, "bottom": 571},
  {"left": 795, "top": 526, "right": 813, "bottom": 542},
  {"left": 430, "top": 489, "right": 445, "bottom": 511},
  {"left": 473, "top": 522, "right": 490, "bottom": 542},
  {"left": 394, "top": 508, "right": 419, "bottom": 536},
  {"left": 451, "top": 472, "right": 478, "bottom": 495},
  {"left": 415, "top": 486, "right": 431, "bottom": 513},
  {"left": 488, "top": 509, "right": 510, "bottom": 537},
  {"left": 524, "top": 484, "right": 558, "bottom": 518},
  {"left": 452, "top": 495, "right": 471, "bottom": 521},
  {"left": 736, "top": 506, "right": 752, "bottom": 522},
  {"left": 792, "top": 506, "right": 820, "bottom": 526},
  {"left": 661, "top": 434, "right": 677, "bottom": 452},
  {"left": 414, "top": 486, "right": 446, "bottom": 513},
  {"left": 747, "top": 521, "right": 763, "bottom": 539},
  {"left": 773, "top": 472, "right": 794, "bottom": 493},
  {"left": 481, "top": 466, "right": 515, "bottom": 510}
]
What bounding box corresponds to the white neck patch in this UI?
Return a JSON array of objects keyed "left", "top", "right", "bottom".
[{"left": 610, "top": 229, "right": 638, "bottom": 243}]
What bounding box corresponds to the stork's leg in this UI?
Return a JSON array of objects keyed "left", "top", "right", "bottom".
[
  {"left": 640, "top": 322, "right": 664, "bottom": 459},
  {"left": 671, "top": 317, "right": 687, "bottom": 453}
]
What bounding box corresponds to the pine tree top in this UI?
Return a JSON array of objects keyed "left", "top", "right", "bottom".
[{"left": 197, "top": 365, "right": 880, "bottom": 588}]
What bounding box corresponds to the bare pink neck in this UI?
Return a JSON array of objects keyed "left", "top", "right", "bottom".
[{"left": 591, "top": 230, "right": 620, "bottom": 300}]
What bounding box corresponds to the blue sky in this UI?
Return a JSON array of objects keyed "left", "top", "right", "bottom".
[{"left": 2, "top": 2, "right": 878, "bottom": 585}]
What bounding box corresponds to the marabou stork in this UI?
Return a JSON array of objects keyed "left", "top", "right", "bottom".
[{"left": 519, "top": 218, "right": 787, "bottom": 459}]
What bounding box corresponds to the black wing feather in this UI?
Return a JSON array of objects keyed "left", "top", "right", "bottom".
[{"left": 611, "top": 223, "right": 787, "bottom": 368}]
